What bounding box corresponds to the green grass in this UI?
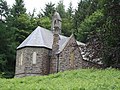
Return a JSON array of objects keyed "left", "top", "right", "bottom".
[{"left": 0, "top": 68, "right": 120, "bottom": 90}]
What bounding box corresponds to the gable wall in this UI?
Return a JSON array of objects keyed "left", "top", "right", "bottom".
[{"left": 58, "top": 36, "right": 83, "bottom": 72}]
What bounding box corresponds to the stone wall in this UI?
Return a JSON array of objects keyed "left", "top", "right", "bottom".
[
  {"left": 58, "top": 35, "right": 83, "bottom": 72},
  {"left": 15, "top": 49, "right": 25, "bottom": 77},
  {"left": 82, "top": 60, "right": 103, "bottom": 69},
  {"left": 50, "top": 33, "right": 59, "bottom": 74},
  {"left": 15, "top": 47, "right": 50, "bottom": 77}
]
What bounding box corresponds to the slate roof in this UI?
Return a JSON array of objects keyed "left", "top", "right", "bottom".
[{"left": 17, "top": 26, "right": 85, "bottom": 53}]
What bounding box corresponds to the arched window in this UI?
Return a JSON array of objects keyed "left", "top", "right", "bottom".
[
  {"left": 70, "top": 52, "right": 74, "bottom": 68},
  {"left": 54, "top": 20, "right": 57, "bottom": 25},
  {"left": 33, "top": 52, "right": 37, "bottom": 64},
  {"left": 19, "top": 52, "right": 23, "bottom": 66}
]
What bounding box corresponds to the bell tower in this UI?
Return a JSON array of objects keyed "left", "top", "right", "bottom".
[
  {"left": 51, "top": 11, "right": 62, "bottom": 34},
  {"left": 50, "top": 11, "right": 62, "bottom": 73}
]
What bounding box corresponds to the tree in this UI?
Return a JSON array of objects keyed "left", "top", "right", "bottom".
[
  {"left": 76, "top": 10, "right": 104, "bottom": 62},
  {"left": 73, "top": 0, "right": 101, "bottom": 38},
  {"left": 61, "top": 2, "right": 74, "bottom": 36},
  {"left": 10, "top": 0, "right": 26, "bottom": 28},
  {"left": 0, "top": 0, "right": 9, "bottom": 21},
  {"left": 66, "top": 2, "right": 73, "bottom": 18},
  {"left": 15, "top": 14, "right": 31, "bottom": 43},
  {"left": 56, "top": 0, "right": 66, "bottom": 18},
  {"left": 0, "top": 0, "right": 16, "bottom": 78},
  {"left": 11, "top": 0, "right": 26, "bottom": 17},
  {"left": 77, "top": 10, "right": 104, "bottom": 42},
  {"left": 0, "top": 22, "right": 7, "bottom": 72},
  {"left": 9, "top": 0, "right": 33, "bottom": 43},
  {"left": 42, "top": 2, "right": 55, "bottom": 18},
  {"left": 0, "top": 20, "right": 16, "bottom": 78},
  {"left": 101, "top": 0, "right": 120, "bottom": 67},
  {"left": 40, "top": 17, "right": 51, "bottom": 29}
]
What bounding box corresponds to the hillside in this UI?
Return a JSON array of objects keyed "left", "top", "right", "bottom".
[{"left": 0, "top": 69, "right": 120, "bottom": 90}]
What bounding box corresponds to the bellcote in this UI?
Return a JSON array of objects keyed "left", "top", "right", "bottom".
[{"left": 51, "top": 11, "right": 62, "bottom": 34}]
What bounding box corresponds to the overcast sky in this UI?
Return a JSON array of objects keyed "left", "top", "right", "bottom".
[{"left": 6, "top": 0, "right": 80, "bottom": 14}]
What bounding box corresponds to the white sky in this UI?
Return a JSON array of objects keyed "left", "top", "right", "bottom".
[{"left": 6, "top": 0, "right": 80, "bottom": 14}]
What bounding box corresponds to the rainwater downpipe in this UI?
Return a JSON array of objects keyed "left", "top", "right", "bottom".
[{"left": 57, "top": 54, "right": 59, "bottom": 73}]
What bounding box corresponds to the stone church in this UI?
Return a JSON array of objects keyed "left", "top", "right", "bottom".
[{"left": 15, "top": 11, "right": 92, "bottom": 77}]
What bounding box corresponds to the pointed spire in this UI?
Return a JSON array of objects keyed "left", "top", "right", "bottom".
[
  {"left": 53, "top": 11, "right": 62, "bottom": 22},
  {"left": 51, "top": 11, "right": 62, "bottom": 34}
]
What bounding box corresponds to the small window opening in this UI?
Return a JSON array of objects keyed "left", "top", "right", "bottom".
[
  {"left": 70, "top": 52, "right": 74, "bottom": 68},
  {"left": 19, "top": 52, "right": 23, "bottom": 66},
  {"left": 33, "top": 52, "right": 37, "bottom": 64}
]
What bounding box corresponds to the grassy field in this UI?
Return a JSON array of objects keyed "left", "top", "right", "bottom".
[{"left": 0, "top": 68, "right": 120, "bottom": 90}]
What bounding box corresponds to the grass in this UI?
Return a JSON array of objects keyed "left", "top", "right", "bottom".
[{"left": 0, "top": 68, "right": 120, "bottom": 90}]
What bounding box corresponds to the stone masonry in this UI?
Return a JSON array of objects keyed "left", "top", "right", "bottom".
[
  {"left": 58, "top": 35, "right": 83, "bottom": 71},
  {"left": 15, "top": 47, "right": 50, "bottom": 77}
]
